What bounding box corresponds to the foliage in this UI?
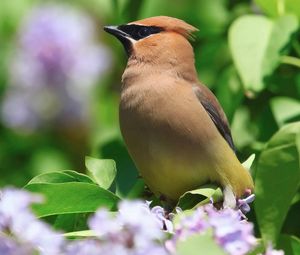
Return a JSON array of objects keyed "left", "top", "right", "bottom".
[
  {"left": 0, "top": 157, "right": 287, "bottom": 254},
  {"left": 0, "top": 0, "right": 300, "bottom": 254}
]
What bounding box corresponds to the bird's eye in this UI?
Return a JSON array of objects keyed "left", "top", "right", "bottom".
[
  {"left": 137, "top": 27, "right": 150, "bottom": 38},
  {"left": 117, "top": 24, "right": 163, "bottom": 41}
]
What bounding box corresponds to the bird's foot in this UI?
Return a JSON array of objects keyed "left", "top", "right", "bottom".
[{"left": 159, "top": 194, "right": 177, "bottom": 213}]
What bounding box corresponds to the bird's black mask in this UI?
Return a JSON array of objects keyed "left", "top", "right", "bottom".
[{"left": 104, "top": 24, "right": 163, "bottom": 56}]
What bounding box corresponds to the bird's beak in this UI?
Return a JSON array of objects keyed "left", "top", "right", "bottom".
[
  {"left": 104, "top": 26, "right": 129, "bottom": 40},
  {"left": 104, "top": 25, "right": 133, "bottom": 56}
]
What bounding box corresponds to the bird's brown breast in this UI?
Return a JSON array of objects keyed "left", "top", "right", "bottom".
[{"left": 119, "top": 78, "right": 228, "bottom": 199}]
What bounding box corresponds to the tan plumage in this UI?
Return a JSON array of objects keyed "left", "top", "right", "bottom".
[{"left": 104, "top": 16, "right": 254, "bottom": 207}]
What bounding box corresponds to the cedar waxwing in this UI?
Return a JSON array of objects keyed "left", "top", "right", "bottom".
[{"left": 104, "top": 16, "right": 254, "bottom": 208}]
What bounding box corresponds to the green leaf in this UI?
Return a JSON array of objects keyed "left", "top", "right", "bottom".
[
  {"left": 254, "top": 122, "right": 300, "bottom": 244},
  {"left": 177, "top": 185, "right": 223, "bottom": 210},
  {"left": 289, "top": 236, "right": 300, "bottom": 255},
  {"left": 231, "top": 106, "right": 258, "bottom": 149},
  {"left": 248, "top": 239, "right": 264, "bottom": 255},
  {"left": 62, "top": 170, "right": 95, "bottom": 184},
  {"left": 278, "top": 234, "right": 300, "bottom": 255},
  {"left": 216, "top": 66, "right": 244, "bottom": 122},
  {"left": 126, "top": 179, "right": 146, "bottom": 199},
  {"left": 242, "top": 154, "right": 256, "bottom": 171},
  {"left": 270, "top": 97, "right": 300, "bottom": 127},
  {"left": 229, "top": 15, "right": 298, "bottom": 92},
  {"left": 255, "top": 0, "right": 300, "bottom": 20},
  {"left": 85, "top": 157, "right": 117, "bottom": 189},
  {"left": 97, "top": 136, "right": 139, "bottom": 198},
  {"left": 28, "top": 170, "right": 94, "bottom": 185},
  {"left": 25, "top": 182, "right": 120, "bottom": 217},
  {"left": 176, "top": 233, "right": 226, "bottom": 255},
  {"left": 52, "top": 213, "right": 89, "bottom": 233},
  {"left": 28, "top": 172, "right": 79, "bottom": 184},
  {"left": 64, "top": 230, "right": 97, "bottom": 239}
]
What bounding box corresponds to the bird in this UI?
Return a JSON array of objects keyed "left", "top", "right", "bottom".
[{"left": 104, "top": 16, "right": 254, "bottom": 208}]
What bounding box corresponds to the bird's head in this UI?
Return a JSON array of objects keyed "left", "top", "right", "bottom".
[{"left": 104, "top": 16, "right": 198, "bottom": 60}]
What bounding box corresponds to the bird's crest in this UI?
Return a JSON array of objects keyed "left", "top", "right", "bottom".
[{"left": 130, "top": 16, "right": 198, "bottom": 39}]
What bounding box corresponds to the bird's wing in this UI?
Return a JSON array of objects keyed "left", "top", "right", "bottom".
[{"left": 192, "top": 84, "right": 236, "bottom": 152}]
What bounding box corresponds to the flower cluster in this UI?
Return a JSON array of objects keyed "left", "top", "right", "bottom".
[
  {"left": 207, "top": 206, "right": 257, "bottom": 255},
  {"left": 0, "top": 188, "right": 64, "bottom": 254},
  {"left": 168, "top": 204, "right": 257, "bottom": 255},
  {"left": 68, "top": 200, "right": 168, "bottom": 255},
  {"left": 0, "top": 187, "right": 285, "bottom": 255},
  {"left": 2, "top": 4, "right": 111, "bottom": 131},
  {"left": 260, "top": 245, "right": 284, "bottom": 255}
]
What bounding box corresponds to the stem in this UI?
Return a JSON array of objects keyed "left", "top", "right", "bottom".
[{"left": 280, "top": 55, "right": 300, "bottom": 68}]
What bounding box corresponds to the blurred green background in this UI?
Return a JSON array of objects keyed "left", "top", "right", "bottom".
[{"left": 0, "top": 0, "right": 299, "bottom": 198}]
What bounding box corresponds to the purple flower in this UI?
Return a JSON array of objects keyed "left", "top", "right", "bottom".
[
  {"left": 150, "top": 205, "right": 175, "bottom": 233},
  {"left": 88, "top": 200, "right": 168, "bottom": 254},
  {"left": 0, "top": 188, "right": 42, "bottom": 230},
  {"left": 117, "top": 200, "right": 163, "bottom": 245},
  {"left": 0, "top": 188, "right": 42, "bottom": 211},
  {"left": 21, "top": 220, "right": 64, "bottom": 255},
  {"left": 165, "top": 206, "right": 210, "bottom": 253},
  {"left": 237, "top": 194, "right": 255, "bottom": 214},
  {"left": 2, "top": 4, "right": 111, "bottom": 131},
  {"left": 259, "top": 244, "right": 284, "bottom": 255},
  {"left": 169, "top": 205, "right": 257, "bottom": 255},
  {"left": 0, "top": 235, "right": 33, "bottom": 255},
  {"left": 0, "top": 188, "right": 65, "bottom": 254},
  {"left": 207, "top": 206, "right": 256, "bottom": 255},
  {"left": 66, "top": 239, "right": 168, "bottom": 255},
  {"left": 66, "top": 239, "right": 108, "bottom": 255},
  {"left": 175, "top": 206, "right": 209, "bottom": 239},
  {"left": 137, "top": 245, "right": 170, "bottom": 255},
  {"left": 0, "top": 188, "right": 259, "bottom": 255},
  {"left": 88, "top": 209, "right": 121, "bottom": 239}
]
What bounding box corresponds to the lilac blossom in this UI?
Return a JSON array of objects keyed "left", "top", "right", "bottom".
[
  {"left": 88, "top": 209, "right": 121, "bottom": 238},
  {"left": 259, "top": 245, "right": 284, "bottom": 255},
  {"left": 207, "top": 206, "right": 257, "bottom": 255},
  {"left": 165, "top": 206, "right": 209, "bottom": 253},
  {"left": 0, "top": 235, "right": 33, "bottom": 255},
  {"left": 175, "top": 206, "right": 209, "bottom": 239},
  {"left": 2, "top": 4, "right": 111, "bottom": 131},
  {"left": 150, "top": 205, "right": 175, "bottom": 233},
  {"left": 88, "top": 200, "right": 168, "bottom": 255},
  {"left": 66, "top": 239, "right": 167, "bottom": 255},
  {"left": 0, "top": 188, "right": 65, "bottom": 254},
  {"left": 168, "top": 204, "right": 257, "bottom": 255},
  {"left": 117, "top": 200, "right": 164, "bottom": 246},
  {"left": 238, "top": 193, "right": 255, "bottom": 214},
  {"left": 0, "top": 187, "right": 261, "bottom": 255},
  {"left": 66, "top": 239, "right": 109, "bottom": 255}
]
